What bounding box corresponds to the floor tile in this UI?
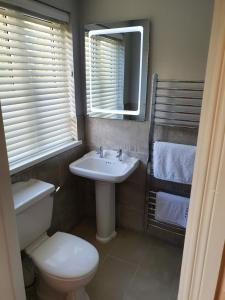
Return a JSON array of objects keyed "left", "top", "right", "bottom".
[
  {"left": 127, "top": 266, "right": 172, "bottom": 300},
  {"left": 108, "top": 229, "right": 151, "bottom": 264},
  {"left": 169, "top": 265, "right": 181, "bottom": 300},
  {"left": 72, "top": 221, "right": 183, "bottom": 300},
  {"left": 141, "top": 237, "right": 183, "bottom": 276},
  {"left": 126, "top": 238, "right": 182, "bottom": 300},
  {"left": 141, "top": 237, "right": 182, "bottom": 270},
  {"left": 87, "top": 256, "right": 137, "bottom": 300},
  {"left": 123, "top": 295, "right": 136, "bottom": 300}
]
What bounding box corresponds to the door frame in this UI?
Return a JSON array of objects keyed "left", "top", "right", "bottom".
[
  {"left": 0, "top": 106, "right": 26, "bottom": 300},
  {"left": 178, "top": 0, "right": 225, "bottom": 299}
]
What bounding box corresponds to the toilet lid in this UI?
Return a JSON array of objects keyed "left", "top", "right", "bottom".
[{"left": 29, "top": 232, "right": 99, "bottom": 279}]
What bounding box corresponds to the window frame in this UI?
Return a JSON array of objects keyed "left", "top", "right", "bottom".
[{"left": 0, "top": 5, "right": 81, "bottom": 175}]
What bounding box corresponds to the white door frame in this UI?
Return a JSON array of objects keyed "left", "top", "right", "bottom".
[
  {"left": 0, "top": 1, "right": 224, "bottom": 300},
  {"left": 178, "top": 0, "right": 225, "bottom": 299},
  {"left": 0, "top": 105, "right": 26, "bottom": 300}
]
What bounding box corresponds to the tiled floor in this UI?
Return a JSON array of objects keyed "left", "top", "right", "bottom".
[{"left": 73, "top": 219, "right": 183, "bottom": 300}]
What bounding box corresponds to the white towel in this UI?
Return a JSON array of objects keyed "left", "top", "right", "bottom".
[
  {"left": 153, "top": 141, "right": 196, "bottom": 184},
  {"left": 155, "top": 191, "right": 189, "bottom": 228}
]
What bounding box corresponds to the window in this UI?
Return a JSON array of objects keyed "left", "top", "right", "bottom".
[
  {"left": 0, "top": 7, "right": 77, "bottom": 172},
  {"left": 85, "top": 33, "right": 125, "bottom": 118}
]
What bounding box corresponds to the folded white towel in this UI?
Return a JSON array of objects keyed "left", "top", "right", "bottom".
[
  {"left": 155, "top": 191, "right": 189, "bottom": 228},
  {"left": 153, "top": 141, "right": 196, "bottom": 184}
]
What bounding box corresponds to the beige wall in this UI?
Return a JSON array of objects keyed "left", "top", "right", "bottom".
[
  {"left": 81, "top": 0, "right": 213, "bottom": 80},
  {"left": 81, "top": 0, "right": 213, "bottom": 231}
]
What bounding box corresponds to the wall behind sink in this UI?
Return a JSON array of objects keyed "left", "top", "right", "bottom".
[{"left": 80, "top": 0, "right": 213, "bottom": 231}]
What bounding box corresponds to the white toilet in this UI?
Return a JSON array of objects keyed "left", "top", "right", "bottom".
[{"left": 12, "top": 179, "right": 99, "bottom": 300}]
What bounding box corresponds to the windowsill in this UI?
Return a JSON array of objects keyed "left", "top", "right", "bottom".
[{"left": 10, "top": 140, "right": 82, "bottom": 176}]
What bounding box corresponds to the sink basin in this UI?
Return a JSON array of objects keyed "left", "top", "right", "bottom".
[
  {"left": 69, "top": 150, "right": 139, "bottom": 183},
  {"left": 69, "top": 149, "right": 139, "bottom": 243}
]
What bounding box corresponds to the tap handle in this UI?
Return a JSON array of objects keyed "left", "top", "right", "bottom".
[
  {"left": 116, "top": 148, "right": 122, "bottom": 158},
  {"left": 96, "top": 146, "right": 103, "bottom": 154}
]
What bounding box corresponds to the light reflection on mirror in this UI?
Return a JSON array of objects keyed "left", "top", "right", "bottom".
[
  {"left": 85, "top": 20, "right": 150, "bottom": 121},
  {"left": 89, "top": 26, "right": 143, "bottom": 115}
]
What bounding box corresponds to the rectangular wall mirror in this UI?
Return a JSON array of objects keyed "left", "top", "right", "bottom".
[{"left": 84, "top": 19, "right": 150, "bottom": 121}]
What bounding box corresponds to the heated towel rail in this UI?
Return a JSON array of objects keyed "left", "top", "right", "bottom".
[
  {"left": 150, "top": 73, "right": 204, "bottom": 128},
  {"left": 145, "top": 73, "right": 204, "bottom": 243}
]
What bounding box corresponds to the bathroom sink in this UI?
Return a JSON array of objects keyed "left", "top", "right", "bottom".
[
  {"left": 69, "top": 149, "right": 139, "bottom": 243},
  {"left": 69, "top": 150, "right": 139, "bottom": 183}
]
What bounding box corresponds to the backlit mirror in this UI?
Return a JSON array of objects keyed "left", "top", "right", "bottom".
[{"left": 84, "top": 19, "right": 150, "bottom": 121}]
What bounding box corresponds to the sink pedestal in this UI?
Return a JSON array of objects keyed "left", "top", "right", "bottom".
[{"left": 95, "top": 181, "right": 117, "bottom": 243}]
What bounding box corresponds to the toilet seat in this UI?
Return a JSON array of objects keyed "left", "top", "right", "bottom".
[{"left": 28, "top": 232, "right": 99, "bottom": 280}]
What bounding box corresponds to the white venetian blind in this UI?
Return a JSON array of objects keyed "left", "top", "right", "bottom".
[
  {"left": 85, "top": 33, "right": 125, "bottom": 117},
  {"left": 0, "top": 6, "right": 77, "bottom": 171}
]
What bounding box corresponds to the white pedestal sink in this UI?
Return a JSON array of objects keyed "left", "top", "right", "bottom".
[{"left": 69, "top": 150, "right": 139, "bottom": 243}]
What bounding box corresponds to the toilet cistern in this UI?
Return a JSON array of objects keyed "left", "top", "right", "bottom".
[{"left": 69, "top": 150, "right": 139, "bottom": 243}]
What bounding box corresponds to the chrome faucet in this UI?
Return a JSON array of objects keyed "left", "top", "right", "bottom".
[
  {"left": 96, "top": 146, "right": 103, "bottom": 158},
  {"left": 116, "top": 149, "right": 123, "bottom": 161}
]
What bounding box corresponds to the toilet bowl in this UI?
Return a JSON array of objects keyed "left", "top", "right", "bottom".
[
  {"left": 26, "top": 232, "right": 99, "bottom": 300},
  {"left": 12, "top": 179, "right": 99, "bottom": 300}
]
